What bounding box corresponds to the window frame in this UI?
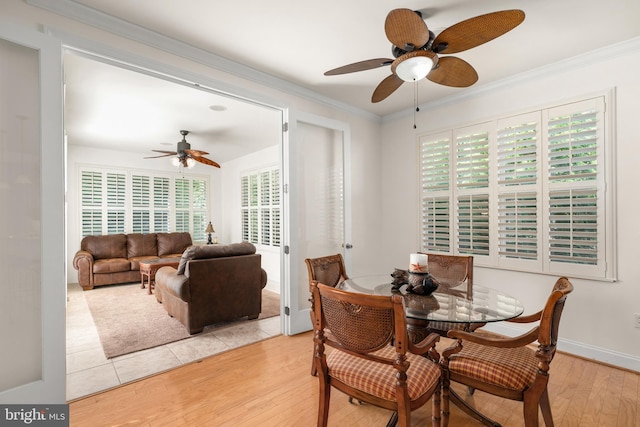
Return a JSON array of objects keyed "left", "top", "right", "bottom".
[
  {"left": 241, "top": 165, "right": 281, "bottom": 250},
  {"left": 79, "top": 166, "right": 210, "bottom": 242},
  {"left": 418, "top": 92, "right": 616, "bottom": 281}
]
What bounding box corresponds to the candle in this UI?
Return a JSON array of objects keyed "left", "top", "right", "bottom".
[{"left": 409, "top": 253, "right": 428, "bottom": 273}]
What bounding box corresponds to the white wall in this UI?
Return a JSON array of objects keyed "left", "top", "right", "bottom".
[{"left": 380, "top": 39, "right": 640, "bottom": 369}]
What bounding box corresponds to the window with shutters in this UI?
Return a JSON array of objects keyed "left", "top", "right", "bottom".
[
  {"left": 80, "top": 167, "right": 209, "bottom": 241},
  {"left": 241, "top": 166, "right": 281, "bottom": 248},
  {"left": 419, "top": 94, "right": 614, "bottom": 280}
]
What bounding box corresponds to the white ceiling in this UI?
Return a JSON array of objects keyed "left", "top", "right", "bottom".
[{"left": 57, "top": 0, "right": 639, "bottom": 162}]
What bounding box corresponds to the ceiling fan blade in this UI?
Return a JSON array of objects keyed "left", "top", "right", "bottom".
[
  {"left": 145, "top": 150, "right": 177, "bottom": 159},
  {"left": 385, "top": 8, "right": 430, "bottom": 51},
  {"left": 427, "top": 56, "right": 478, "bottom": 87},
  {"left": 185, "top": 149, "right": 210, "bottom": 157},
  {"left": 324, "top": 58, "right": 393, "bottom": 76},
  {"left": 371, "top": 74, "right": 404, "bottom": 103},
  {"left": 192, "top": 156, "right": 221, "bottom": 168},
  {"left": 432, "top": 10, "right": 525, "bottom": 54}
]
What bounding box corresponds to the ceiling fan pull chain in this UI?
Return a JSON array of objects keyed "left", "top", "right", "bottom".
[{"left": 413, "top": 81, "right": 419, "bottom": 129}]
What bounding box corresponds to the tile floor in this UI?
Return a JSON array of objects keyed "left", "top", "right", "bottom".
[{"left": 66, "top": 282, "right": 282, "bottom": 402}]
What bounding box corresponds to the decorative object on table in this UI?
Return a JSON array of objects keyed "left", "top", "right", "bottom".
[
  {"left": 406, "top": 272, "right": 439, "bottom": 295},
  {"left": 409, "top": 253, "right": 428, "bottom": 273},
  {"left": 205, "top": 221, "right": 215, "bottom": 245},
  {"left": 390, "top": 268, "right": 409, "bottom": 290}
]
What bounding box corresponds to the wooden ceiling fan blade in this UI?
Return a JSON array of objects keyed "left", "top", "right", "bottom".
[
  {"left": 385, "top": 8, "right": 429, "bottom": 51},
  {"left": 432, "top": 9, "right": 525, "bottom": 54},
  {"left": 193, "top": 156, "right": 221, "bottom": 168},
  {"left": 185, "top": 149, "right": 210, "bottom": 157},
  {"left": 371, "top": 74, "right": 404, "bottom": 103},
  {"left": 145, "top": 151, "right": 177, "bottom": 159},
  {"left": 427, "top": 56, "right": 478, "bottom": 87},
  {"left": 151, "top": 150, "right": 177, "bottom": 155},
  {"left": 324, "top": 58, "right": 393, "bottom": 76}
]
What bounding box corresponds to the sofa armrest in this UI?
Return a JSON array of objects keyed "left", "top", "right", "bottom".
[
  {"left": 261, "top": 268, "right": 268, "bottom": 289},
  {"left": 155, "top": 266, "right": 190, "bottom": 302},
  {"left": 73, "top": 250, "right": 94, "bottom": 290}
]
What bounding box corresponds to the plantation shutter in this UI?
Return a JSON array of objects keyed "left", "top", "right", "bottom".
[
  {"left": 496, "top": 112, "right": 541, "bottom": 269},
  {"left": 106, "top": 172, "right": 125, "bottom": 234},
  {"left": 271, "top": 169, "right": 281, "bottom": 247},
  {"left": 81, "top": 171, "right": 103, "bottom": 236},
  {"left": 153, "top": 177, "right": 170, "bottom": 232},
  {"left": 419, "top": 132, "right": 451, "bottom": 253},
  {"left": 455, "top": 126, "right": 490, "bottom": 257},
  {"left": 191, "top": 179, "right": 207, "bottom": 241},
  {"left": 240, "top": 167, "right": 281, "bottom": 247},
  {"left": 132, "top": 175, "right": 150, "bottom": 233},
  {"left": 545, "top": 97, "right": 605, "bottom": 276},
  {"left": 174, "top": 178, "right": 190, "bottom": 232}
]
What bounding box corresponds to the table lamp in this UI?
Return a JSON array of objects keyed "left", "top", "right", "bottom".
[{"left": 205, "top": 221, "right": 215, "bottom": 245}]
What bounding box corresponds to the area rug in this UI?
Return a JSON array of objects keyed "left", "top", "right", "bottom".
[{"left": 83, "top": 283, "right": 280, "bottom": 359}]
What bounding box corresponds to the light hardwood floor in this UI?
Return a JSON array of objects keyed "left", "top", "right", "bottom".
[{"left": 69, "top": 332, "right": 640, "bottom": 427}]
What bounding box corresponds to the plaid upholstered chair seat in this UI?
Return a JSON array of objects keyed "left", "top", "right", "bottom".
[
  {"left": 440, "top": 277, "right": 574, "bottom": 427},
  {"left": 327, "top": 345, "right": 441, "bottom": 402},
  {"left": 446, "top": 335, "right": 538, "bottom": 391}
]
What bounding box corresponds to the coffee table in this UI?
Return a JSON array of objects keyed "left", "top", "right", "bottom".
[{"left": 139, "top": 258, "right": 180, "bottom": 294}]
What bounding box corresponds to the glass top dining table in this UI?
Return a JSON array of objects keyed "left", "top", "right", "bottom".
[{"left": 338, "top": 274, "right": 524, "bottom": 325}]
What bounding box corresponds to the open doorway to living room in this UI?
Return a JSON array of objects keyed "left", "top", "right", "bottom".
[{"left": 63, "top": 51, "right": 283, "bottom": 400}]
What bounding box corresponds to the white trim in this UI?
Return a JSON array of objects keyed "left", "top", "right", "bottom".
[
  {"left": 384, "top": 37, "right": 640, "bottom": 123},
  {"left": 485, "top": 322, "right": 640, "bottom": 373}
]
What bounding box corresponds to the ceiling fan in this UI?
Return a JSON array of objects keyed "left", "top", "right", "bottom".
[
  {"left": 145, "top": 130, "right": 221, "bottom": 168},
  {"left": 324, "top": 8, "right": 525, "bottom": 103}
]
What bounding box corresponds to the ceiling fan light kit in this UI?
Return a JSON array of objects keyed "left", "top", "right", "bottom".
[
  {"left": 393, "top": 50, "right": 437, "bottom": 82},
  {"left": 324, "top": 7, "right": 525, "bottom": 103}
]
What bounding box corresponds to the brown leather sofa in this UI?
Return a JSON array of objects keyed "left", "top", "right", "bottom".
[
  {"left": 154, "top": 242, "right": 268, "bottom": 334},
  {"left": 73, "top": 232, "right": 192, "bottom": 290}
]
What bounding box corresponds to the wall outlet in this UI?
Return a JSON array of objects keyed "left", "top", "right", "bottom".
[{"left": 635, "top": 314, "right": 640, "bottom": 329}]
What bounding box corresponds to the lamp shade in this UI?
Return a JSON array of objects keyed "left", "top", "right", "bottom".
[{"left": 205, "top": 222, "right": 214, "bottom": 233}]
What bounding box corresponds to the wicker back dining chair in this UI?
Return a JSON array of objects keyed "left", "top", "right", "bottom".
[
  {"left": 305, "top": 254, "right": 349, "bottom": 376},
  {"left": 440, "top": 276, "right": 574, "bottom": 427},
  {"left": 405, "top": 253, "right": 475, "bottom": 340},
  {"left": 311, "top": 280, "right": 442, "bottom": 427}
]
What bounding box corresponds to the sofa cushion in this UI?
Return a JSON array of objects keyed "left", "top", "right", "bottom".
[
  {"left": 81, "top": 234, "right": 127, "bottom": 260},
  {"left": 127, "top": 233, "right": 158, "bottom": 259},
  {"left": 93, "top": 258, "right": 130, "bottom": 274},
  {"left": 177, "top": 241, "right": 256, "bottom": 275},
  {"left": 157, "top": 232, "right": 192, "bottom": 257}
]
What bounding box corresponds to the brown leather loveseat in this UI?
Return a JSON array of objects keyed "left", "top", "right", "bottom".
[
  {"left": 154, "top": 241, "right": 267, "bottom": 334},
  {"left": 73, "top": 232, "right": 192, "bottom": 290}
]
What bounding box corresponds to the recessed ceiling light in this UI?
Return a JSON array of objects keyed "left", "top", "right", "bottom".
[
  {"left": 160, "top": 142, "right": 172, "bottom": 146},
  {"left": 209, "top": 105, "right": 227, "bottom": 112}
]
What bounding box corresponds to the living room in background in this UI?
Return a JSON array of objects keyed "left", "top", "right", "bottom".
[
  {"left": 80, "top": 166, "right": 210, "bottom": 242},
  {"left": 241, "top": 166, "right": 281, "bottom": 249},
  {"left": 419, "top": 93, "right": 615, "bottom": 281}
]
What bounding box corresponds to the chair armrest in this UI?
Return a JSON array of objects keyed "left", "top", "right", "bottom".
[
  {"left": 507, "top": 310, "right": 542, "bottom": 323},
  {"left": 260, "top": 268, "right": 268, "bottom": 289},
  {"left": 408, "top": 332, "right": 440, "bottom": 362},
  {"left": 73, "top": 250, "right": 93, "bottom": 269},
  {"left": 447, "top": 327, "right": 540, "bottom": 349}
]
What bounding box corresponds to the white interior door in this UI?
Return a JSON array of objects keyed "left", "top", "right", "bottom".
[
  {"left": 0, "top": 21, "right": 66, "bottom": 403},
  {"left": 282, "top": 112, "right": 351, "bottom": 335}
]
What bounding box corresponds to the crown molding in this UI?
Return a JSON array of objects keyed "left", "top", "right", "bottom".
[
  {"left": 25, "top": 0, "right": 381, "bottom": 123},
  {"left": 383, "top": 36, "right": 640, "bottom": 123}
]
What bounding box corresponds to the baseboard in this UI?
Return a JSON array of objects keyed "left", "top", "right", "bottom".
[{"left": 484, "top": 322, "right": 640, "bottom": 373}]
